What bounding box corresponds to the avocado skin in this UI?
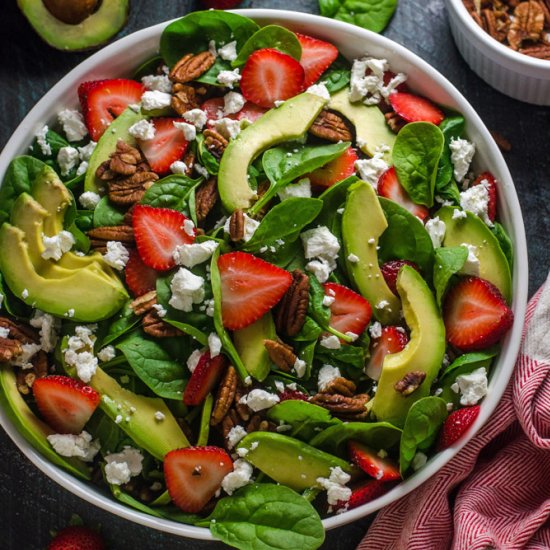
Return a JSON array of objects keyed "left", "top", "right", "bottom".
[{"left": 370, "top": 266, "right": 446, "bottom": 427}]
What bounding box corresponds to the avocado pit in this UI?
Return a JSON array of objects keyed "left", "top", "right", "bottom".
[{"left": 42, "top": 0, "right": 98, "bottom": 24}]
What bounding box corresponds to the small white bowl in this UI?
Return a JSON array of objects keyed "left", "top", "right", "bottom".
[
  {"left": 0, "top": 8, "right": 529, "bottom": 541},
  {"left": 445, "top": 0, "right": 550, "bottom": 105}
]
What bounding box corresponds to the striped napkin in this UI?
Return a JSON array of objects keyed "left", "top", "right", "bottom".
[{"left": 358, "top": 280, "right": 550, "bottom": 550}]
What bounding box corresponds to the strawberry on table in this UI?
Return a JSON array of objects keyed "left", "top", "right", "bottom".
[
  {"left": 365, "top": 326, "right": 409, "bottom": 381},
  {"left": 132, "top": 205, "right": 195, "bottom": 271},
  {"left": 33, "top": 376, "right": 100, "bottom": 435},
  {"left": 164, "top": 446, "right": 233, "bottom": 513},
  {"left": 472, "top": 171, "right": 498, "bottom": 223},
  {"left": 323, "top": 282, "right": 372, "bottom": 337},
  {"left": 437, "top": 405, "right": 480, "bottom": 450},
  {"left": 334, "top": 479, "right": 387, "bottom": 512},
  {"left": 296, "top": 33, "right": 339, "bottom": 88},
  {"left": 444, "top": 276, "right": 514, "bottom": 351},
  {"left": 124, "top": 250, "right": 158, "bottom": 297},
  {"left": 389, "top": 92, "right": 445, "bottom": 125},
  {"left": 78, "top": 79, "right": 145, "bottom": 141},
  {"left": 218, "top": 252, "right": 293, "bottom": 330},
  {"left": 183, "top": 352, "right": 227, "bottom": 406},
  {"left": 48, "top": 525, "right": 105, "bottom": 550},
  {"left": 308, "top": 147, "right": 358, "bottom": 188},
  {"left": 240, "top": 48, "right": 305, "bottom": 108},
  {"left": 381, "top": 260, "right": 420, "bottom": 295},
  {"left": 348, "top": 440, "right": 401, "bottom": 481}
]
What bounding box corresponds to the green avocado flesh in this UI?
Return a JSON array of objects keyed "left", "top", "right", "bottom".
[
  {"left": 370, "top": 266, "right": 446, "bottom": 427},
  {"left": 218, "top": 92, "right": 328, "bottom": 212},
  {"left": 17, "top": 0, "right": 128, "bottom": 51}
]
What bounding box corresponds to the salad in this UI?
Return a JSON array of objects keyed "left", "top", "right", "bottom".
[{"left": 0, "top": 10, "right": 515, "bottom": 550}]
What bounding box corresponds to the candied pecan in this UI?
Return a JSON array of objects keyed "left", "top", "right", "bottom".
[
  {"left": 171, "top": 83, "right": 201, "bottom": 115},
  {"left": 203, "top": 129, "right": 228, "bottom": 159},
  {"left": 182, "top": 149, "right": 196, "bottom": 176},
  {"left": 310, "top": 392, "right": 370, "bottom": 416},
  {"left": 234, "top": 384, "right": 251, "bottom": 422},
  {"left": 264, "top": 339, "right": 296, "bottom": 372},
  {"left": 169, "top": 51, "right": 216, "bottom": 84},
  {"left": 221, "top": 409, "right": 241, "bottom": 439},
  {"left": 195, "top": 177, "right": 219, "bottom": 224},
  {"left": 275, "top": 270, "right": 310, "bottom": 337},
  {"left": 520, "top": 42, "right": 550, "bottom": 57},
  {"left": 15, "top": 350, "right": 48, "bottom": 395},
  {"left": 394, "top": 371, "right": 427, "bottom": 396},
  {"left": 123, "top": 205, "right": 135, "bottom": 226},
  {"left": 385, "top": 111, "right": 406, "bottom": 134},
  {"left": 320, "top": 376, "right": 357, "bottom": 397},
  {"left": 246, "top": 414, "right": 276, "bottom": 433},
  {"left": 130, "top": 290, "right": 157, "bottom": 316},
  {"left": 228, "top": 209, "right": 245, "bottom": 242},
  {"left": 88, "top": 225, "right": 135, "bottom": 252},
  {"left": 0, "top": 339, "right": 22, "bottom": 363},
  {"left": 482, "top": 8, "right": 508, "bottom": 40},
  {"left": 211, "top": 366, "right": 238, "bottom": 426},
  {"left": 107, "top": 171, "right": 159, "bottom": 207},
  {"left": 142, "top": 311, "right": 182, "bottom": 338},
  {"left": 96, "top": 160, "right": 116, "bottom": 181},
  {"left": 309, "top": 110, "right": 353, "bottom": 142},
  {"left": 0, "top": 317, "right": 38, "bottom": 345},
  {"left": 508, "top": 1, "right": 545, "bottom": 49}
]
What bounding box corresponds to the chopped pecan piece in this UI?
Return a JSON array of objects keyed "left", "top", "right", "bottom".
[
  {"left": 0, "top": 317, "right": 38, "bottom": 345},
  {"left": 275, "top": 270, "right": 310, "bottom": 337},
  {"left": 246, "top": 414, "right": 276, "bottom": 433},
  {"left": 310, "top": 392, "right": 370, "bottom": 418},
  {"left": 385, "top": 111, "right": 406, "bottom": 134},
  {"left": 319, "top": 376, "right": 357, "bottom": 397},
  {"left": 221, "top": 408, "right": 241, "bottom": 439},
  {"left": 309, "top": 110, "right": 353, "bottom": 142},
  {"left": 203, "top": 128, "right": 228, "bottom": 159},
  {"left": 482, "top": 7, "right": 508, "bottom": 40},
  {"left": 508, "top": 1, "right": 545, "bottom": 49},
  {"left": 195, "top": 177, "right": 219, "bottom": 224},
  {"left": 142, "top": 311, "right": 182, "bottom": 338},
  {"left": 211, "top": 366, "right": 238, "bottom": 426},
  {"left": 234, "top": 384, "right": 251, "bottom": 422},
  {"left": 0, "top": 338, "right": 23, "bottom": 363},
  {"left": 130, "top": 290, "right": 157, "bottom": 315},
  {"left": 264, "top": 339, "right": 297, "bottom": 372},
  {"left": 15, "top": 350, "right": 48, "bottom": 395},
  {"left": 182, "top": 149, "right": 196, "bottom": 176},
  {"left": 171, "top": 83, "right": 201, "bottom": 115},
  {"left": 520, "top": 42, "right": 550, "bottom": 57},
  {"left": 228, "top": 209, "right": 245, "bottom": 242},
  {"left": 88, "top": 225, "right": 135, "bottom": 252},
  {"left": 107, "top": 171, "right": 159, "bottom": 206},
  {"left": 394, "top": 371, "right": 426, "bottom": 396},
  {"left": 169, "top": 51, "right": 216, "bottom": 84}
]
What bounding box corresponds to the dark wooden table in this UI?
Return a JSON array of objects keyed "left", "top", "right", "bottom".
[{"left": 0, "top": 0, "right": 548, "bottom": 548}]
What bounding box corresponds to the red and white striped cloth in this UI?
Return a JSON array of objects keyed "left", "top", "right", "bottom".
[{"left": 359, "top": 283, "right": 550, "bottom": 550}]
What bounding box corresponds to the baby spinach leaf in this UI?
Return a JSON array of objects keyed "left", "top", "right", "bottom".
[
  {"left": 164, "top": 319, "right": 208, "bottom": 346},
  {"left": 198, "top": 483, "right": 325, "bottom": 550},
  {"left": 315, "top": 345, "right": 366, "bottom": 371},
  {"left": 0, "top": 273, "right": 32, "bottom": 319},
  {"left": 400, "top": 396, "right": 447, "bottom": 476},
  {"left": 316, "top": 175, "right": 359, "bottom": 227},
  {"left": 321, "top": 56, "right": 351, "bottom": 94},
  {"left": 433, "top": 246, "right": 468, "bottom": 307},
  {"left": 294, "top": 316, "right": 323, "bottom": 342},
  {"left": 141, "top": 173, "right": 202, "bottom": 212},
  {"left": 101, "top": 300, "right": 141, "bottom": 347},
  {"left": 86, "top": 410, "right": 125, "bottom": 455},
  {"left": 319, "top": 0, "right": 398, "bottom": 33},
  {"left": 491, "top": 222, "right": 513, "bottom": 271},
  {"left": 307, "top": 273, "right": 331, "bottom": 327},
  {"left": 28, "top": 128, "right": 69, "bottom": 159},
  {"left": 392, "top": 122, "right": 445, "bottom": 208},
  {"left": 74, "top": 210, "right": 94, "bottom": 232},
  {"left": 133, "top": 55, "right": 163, "bottom": 80},
  {"left": 378, "top": 197, "right": 435, "bottom": 274},
  {"left": 93, "top": 196, "right": 126, "bottom": 227},
  {"left": 196, "top": 133, "right": 220, "bottom": 175},
  {"left": 66, "top": 221, "right": 90, "bottom": 253},
  {"left": 117, "top": 332, "right": 188, "bottom": 400},
  {"left": 232, "top": 25, "right": 301, "bottom": 68},
  {"left": 196, "top": 57, "right": 233, "bottom": 87},
  {"left": 435, "top": 116, "right": 465, "bottom": 197}
]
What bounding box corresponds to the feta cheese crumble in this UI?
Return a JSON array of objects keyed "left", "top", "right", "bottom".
[
  {"left": 208, "top": 332, "right": 222, "bottom": 358},
  {"left": 141, "top": 74, "right": 172, "bottom": 93},
  {"left": 57, "top": 109, "right": 88, "bottom": 142},
  {"left": 30, "top": 310, "right": 60, "bottom": 353},
  {"left": 460, "top": 181, "right": 492, "bottom": 225},
  {"left": 369, "top": 321, "right": 382, "bottom": 339},
  {"left": 187, "top": 349, "right": 203, "bottom": 373},
  {"left": 412, "top": 451, "right": 428, "bottom": 471},
  {"left": 449, "top": 138, "right": 475, "bottom": 182},
  {"left": 293, "top": 358, "right": 307, "bottom": 378},
  {"left": 239, "top": 389, "right": 280, "bottom": 412},
  {"left": 183, "top": 109, "right": 207, "bottom": 129},
  {"left": 141, "top": 90, "right": 172, "bottom": 111},
  {"left": 349, "top": 57, "right": 406, "bottom": 105},
  {"left": 454, "top": 367, "right": 488, "bottom": 406},
  {"left": 11, "top": 343, "right": 41, "bottom": 370},
  {"left": 103, "top": 241, "right": 130, "bottom": 270},
  {"left": 223, "top": 214, "right": 259, "bottom": 242},
  {"left": 318, "top": 365, "right": 341, "bottom": 392},
  {"left": 306, "top": 83, "right": 331, "bottom": 100},
  {"left": 277, "top": 178, "right": 312, "bottom": 201},
  {"left": 301, "top": 225, "right": 340, "bottom": 282},
  {"left": 316, "top": 466, "right": 352, "bottom": 506},
  {"left": 170, "top": 160, "right": 188, "bottom": 174},
  {"left": 35, "top": 125, "right": 52, "bottom": 156},
  {"left": 461, "top": 243, "right": 480, "bottom": 276},
  {"left": 173, "top": 121, "right": 197, "bottom": 141},
  {"left": 320, "top": 335, "right": 341, "bottom": 350},
  {"left": 57, "top": 146, "right": 80, "bottom": 176},
  {"left": 63, "top": 325, "right": 98, "bottom": 383},
  {"left": 41, "top": 230, "right": 75, "bottom": 261},
  {"left": 214, "top": 117, "right": 242, "bottom": 140},
  {"left": 226, "top": 425, "right": 247, "bottom": 449},
  {"left": 97, "top": 345, "right": 116, "bottom": 362},
  {"left": 218, "top": 41, "right": 238, "bottom": 62},
  {"left": 223, "top": 91, "right": 245, "bottom": 115},
  {"left": 128, "top": 119, "right": 156, "bottom": 141},
  {"left": 169, "top": 268, "right": 205, "bottom": 312},
  {"left": 425, "top": 217, "right": 446, "bottom": 248},
  {"left": 222, "top": 459, "right": 254, "bottom": 495},
  {"left": 173, "top": 240, "right": 219, "bottom": 269},
  {"left": 47, "top": 431, "right": 99, "bottom": 462},
  {"left": 217, "top": 68, "right": 241, "bottom": 88},
  {"left": 355, "top": 151, "right": 388, "bottom": 189},
  {"left": 79, "top": 191, "right": 101, "bottom": 210},
  {"left": 104, "top": 447, "right": 144, "bottom": 485}
]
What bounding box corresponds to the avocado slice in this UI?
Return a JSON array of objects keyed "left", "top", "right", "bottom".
[
  {"left": 233, "top": 312, "right": 276, "bottom": 382},
  {"left": 342, "top": 181, "right": 400, "bottom": 324},
  {"left": 0, "top": 367, "right": 91, "bottom": 480},
  {"left": 329, "top": 89, "right": 395, "bottom": 160},
  {"left": 85, "top": 108, "right": 147, "bottom": 193},
  {"left": 0, "top": 223, "right": 127, "bottom": 321},
  {"left": 370, "top": 266, "right": 446, "bottom": 427},
  {"left": 437, "top": 206, "right": 512, "bottom": 302},
  {"left": 218, "top": 92, "right": 327, "bottom": 212},
  {"left": 237, "top": 432, "right": 350, "bottom": 491},
  {"left": 17, "top": 0, "right": 128, "bottom": 51}
]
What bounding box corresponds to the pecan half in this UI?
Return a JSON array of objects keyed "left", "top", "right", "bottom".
[
  {"left": 319, "top": 376, "right": 357, "bottom": 397},
  {"left": 482, "top": 7, "right": 508, "bottom": 41},
  {"left": 221, "top": 409, "right": 241, "bottom": 440},
  {"left": 310, "top": 392, "right": 370, "bottom": 417},
  {"left": 171, "top": 83, "right": 201, "bottom": 115},
  {"left": 211, "top": 366, "right": 238, "bottom": 426},
  {"left": 385, "top": 111, "right": 406, "bottom": 134},
  {"left": 203, "top": 128, "right": 228, "bottom": 159},
  {"left": 142, "top": 311, "right": 182, "bottom": 338},
  {"left": 169, "top": 51, "right": 216, "bottom": 84},
  {"left": 88, "top": 225, "right": 135, "bottom": 252},
  {"left": 394, "top": 371, "right": 426, "bottom": 396},
  {"left": 0, "top": 338, "right": 22, "bottom": 363},
  {"left": 234, "top": 384, "right": 251, "bottom": 422},
  {"left": 309, "top": 110, "right": 353, "bottom": 142},
  {"left": 508, "top": 1, "right": 545, "bottom": 49},
  {"left": 275, "top": 270, "right": 310, "bottom": 337},
  {"left": 130, "top": 290, "right": 157, "bottom": 316},
  {"left": 264, "top": 339, "right": 297, "bottom": 372},
  {"left": 107, "top": 171, "right": 159, "bottom": 207},
  {"left": 520, "top": 42, "right": 550, "bottom": 57},
  {"left": 0, "top": 317, "right": 38, "bottom": 345},
  {"left": 228, "top": 209, "right": 245, "bottom": 242},
  {"left": 182, "top": 149, "right": 196, "bottom": 176},
  {"left": 195, "top": 177, "right": 219, "bottom": 224}
]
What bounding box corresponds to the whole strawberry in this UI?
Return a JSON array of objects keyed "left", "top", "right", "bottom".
[
  {"left": 201, "top": 0, "right": 242, "bottom": 8},
  {"left": 48, "top": 525, "right": 105, "bottom": 550},
  {"left": 437, "top": 405, "right": 480, "bottom": 450}
]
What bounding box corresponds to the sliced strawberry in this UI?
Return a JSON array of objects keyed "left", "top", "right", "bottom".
[
  {"left": 334, "top": 479, "right": 387, "bottom": 512},
  {"left": 377, "top": 167, "right": 429, "bottom": 221},
  {"left": 437, "top": 405, "right": 480, "bottom": 450},
  {"left": 218, "top": 252, "right": 293, "bottom": 330},
  {"left": 125, "top": 250, "right": 158, "bottom": 297},
  {"left": 241, "top": 48, "right": 305, "bottom": 109},
  {"left": 296, "top": 33, "right": 339, "bottom": 88},
  {"left": 132, "top": 205, "right": 195, "bottom": 271},
  {"left": 389, "top": 92, "right": 445, "bottom": 126},
  {"left": 348, "top": 440, "right": 401, "bottom": 481},
  {"left": 323, "top": 282, "right": 372, "bottom": 337},
  {"left": 444, "top": 276, "right": 513, "bottom": 351},
  {"left": 164, "top": 446, "right": 233, "bottom": 513},
  {"left": 137, "top": 117, "right": 189, "bottom": 174},
  {"left": 383, "top": 71, "right": 408, "bottom": 93},
  {"left": 279, "top": 388, "right": 309, "bottom": 402},
  {"left": 472, "top": 171, "right": 498, "bottom": 223},
  {"left": 183, "top": 352, "right": 227, "bottom": 406},
  {"left": 202, "top": 98, "right": 266, "bottom": 126},
  {"left": 308, "top": 147, "right": 358, "bottom": 188},
  {"left": 365, "top": 326, "right": 409, "bottom": 381},
  {"left": 48, "top": 525, "right": 105, "bottom": 550},
  {"left": 33, "top": 375, "right": 100, "bottom": 434},
  {"left": 78, "top": 79, "right": 145, "bottom": 141},
  {"left": 380, "top": 260, "right": 420, "bottom": 295}
]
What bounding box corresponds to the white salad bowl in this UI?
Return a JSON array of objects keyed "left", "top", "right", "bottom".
[{"left": 0, "top": 8, "right": 528, "bottom": 541}]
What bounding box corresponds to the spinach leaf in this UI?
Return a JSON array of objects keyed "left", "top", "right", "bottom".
[
  {"left": 133, "top": 55, "right": 163, "bottom": 80},
  {"left": 164, "top": 319, "right": 208, "bottom": 346},
  {"left": 400, "top": 396, "right": 447, "bottom": 476},
  {"left": 435, "top": 115, "right": 465, "bottom": 200},
  {"left": 86, "top": 410, "right": 125, "bottom": 455},
  {"left": 232, "top": 25, "right": 302, "bottom": 68},
  {"left": 378, "top": 197, "right": 435, "bottom": 275},
  {"left": 244, "top": 198, "right": 323, "bottom": 253},
  {"left": 74, "top": 210, "right": 94, "bottom": 232},
  {"left": 0, "top": 273, "right": 32, "bottom": 319},
  {"left": 93, "top": 196, "right": 126, "bottom": 227},
  {"left": 196, "top": 57, "right": 233, "bottom": 87},
  {"left": 433, "top": 246, "right": 468, "bottom": 307},
  {"left": 319, "top": 0, "right": 398, "bottom": 33},
  {"left": 29, "top": 128, "right": 69, "bottom": 159},
  {"left": 392, "top": 122, "right": 445, "bottom": 208},
  {"left": 195, "top": 133, "right": 220, "bottom": 175},
  {"left": 491, "top": 222, "right": 513, "bottom": 271},
  {"left": 308, "top": 274, "right": 331, "bottom": 327},
  {"left": 321, "top": 56, "right": 351, "bottom": 94},
  {"left": 160, "top": 11, "right": 259, "bottom": 66},
  {"left": 101, "top": 300, "right": 140, "bottom": 347},
  {"left": 66, "top": 221, "right": 90, "bottom": 253},
  {"left": 315, "top": 345, "right": 366, "bottom": 371},
  {"left": 141, "top": 173, "right": 202, "bottom": 211},
  {"left": 309, "top": 421, "right": 402, "bottom": 456},
  {"left": 294, "top": 316, "right": 323, "bottom": 342},
  {"left": 316, "top": 175, "right": 359, "bottom": 227},
  {"left": 117, "top": 332, "right": 188, "bottom": 400},
  {"left": 198, "top": 483, "right": 325, "bottom": 550}
]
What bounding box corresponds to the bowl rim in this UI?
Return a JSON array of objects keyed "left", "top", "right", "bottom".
[
  {"left": 0, "top": 8, "right": 529, "bottom": 541},
  {"left": 446, "top": 0, "right": 550, "bottom": 73}
]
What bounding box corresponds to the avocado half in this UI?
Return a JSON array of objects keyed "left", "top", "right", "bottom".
[{"left": 17, "top": 0, "right": 128, "bottom": 51}]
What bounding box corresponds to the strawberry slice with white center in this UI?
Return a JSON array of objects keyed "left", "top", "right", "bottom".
[
  {"left": 137, "top": 117, "right": 190, "bottom": 174},
  {"left": 365, "top": 326, "right": 409, "bottom": 381},
  {"left": 33, "top": 375, "right": 100, "bottom": 434},
  {"left": 377, "top": 167, "right": 429, "bottom": 221},
  {"left": 443, "top": 276, "right": 513, "bottom": 351},
  {"left": 218, "top": 251, "right": 293, "bottom": 330},
  {"left": 78, "top": 79, "right": 145, "bottom": 141},
  {"left": 323, "top": 282, "right": 372, "bottom": 337},
  {"left": 437, "top": 405, "right": 480, "bottom": 450},
  {"left": 132, "top": 204, "right": 195, "bottom": 271},
  {"left": 201, "top": 98, "right": 266, "bottom": 126},
  {"left": 334, "top": 479, "right": 388, "bottom": 512},
  {"left": 472, "top": 171, "right": 498, "bottom": 223},
  {"left": 389, "top": 92, "right": 445, "bottom": 125},
  {"left": 308, "top": 147, "right": 358, "bottom": 188},
  {"left": 240, "top": 48, "right": 305, "bottom": 109},
  {"left": 124, "top": 250, "right": 158, "bottom": 297},
  {"left": 164, "top": 446, "right": 233, "bottom": 513},
  {"left": 183, "top": 352, "right": 227, "bottom": 406},
  {"left": 348, "top": 440, "right": 401, "bottom": 481},
  {"left": 296, "top": 33, "right": 339, "bottom": 88}
]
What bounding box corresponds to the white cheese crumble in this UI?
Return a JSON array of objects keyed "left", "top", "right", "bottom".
[
  {"left": 152, "top": 303, "right": 167, "bottom": 318},
  {"left": 320, "top": 335, "right": 341, "bottom": 350},
  {"left": 349, "top": 57, "right": 406, "bottom": 105},
  {"left": 318, "top": 364, "right": 341, "bottom": 392},
  {"left": 460, "top": 181, "right": 492, "bottom": 225},
  {"left": 11, "top": 343, "right": 41, "bottom": 370},
  {"left": 322, "top": 295, "right": 335, "bottom": 307},
  {"left": 305, "top": 259, "right": 333, "bottom": 283},
  {"left": 223, "top": 213, "right": 259, "bottom": 242},
  {"left": 30, "top": 310, "right": 60, "bottom": 353},
  {"left": 183, "top": 109, "right": 207, "bottom": 129},
  {"left": 154, "top": 411, "right": 166, "bottom": 422},
  {"left": 449, "top": 138, "right": 475, "bottom": 182},
  {"left": 173, "top": 121, "right": 197, "bottom": 141},
  {"left": 169, "top": 268, "right": 205, "bottom": 312},
  {"left": 208, "top": 332, "right": 222, "bottom": 358},
  {"left": 41, "top": 231, "right": 75, "bottom": 261},
  {"left": 454, "top": 367, "right": 488, "bottom": 406},
  {"left": 306, "top": 83, "right": 331, "bottom": 100},
  {"left": 195, "top": 163, "right": 209, "bottom": 179},
  {"left": 239, "top": 389, "right": 280, "bottom": 412},
  {"left": 208, "top": 39, "right": 218, "bottom": 57},
  {"left": 301, "top": 226, "right": 340, "bottom": 266},
  {"left": 187, "top": 349, "right": 203, "bottom": 373},
  {"left": 218, "top": 41, "right": 238, "bottom": 62},
  {"left": 141, "top": 90, "right": 172, "bottom": 111},
  {"left": 425, "top": 217, "right": 446, "bottom": 248},
  {"left": 347, "top": 253, "right": 360, "bottom": 264},
  {"left": 221, "top": 459, "right": 254, "bottom": 495},
  {"left": 22, "top": 288, "right": 29, "bottom": 299},
  {"left": 78, "top": 141, "right": 97, "bottom": 162},
  {"left": 355, "top": 152, "right": 388, "bottom": 189},
  {"left": 57, "top": 109, "right": 88, "bottom": 142},
  {"left": 461, "top": 243, "right": 480, "bottom": 276},
  {"left": 97, "top": 345, "right": 116, "bottom": 362},
  {"left": 0, "top": 327, "right": 9, "bottom": 338},
  {"left": 79, "top": 191, "right": 101, "bottom": 210},
  {"left": 412, "top": 451, "right": 428, "bottom": 471},
  {"left": 63, "top": 325, "right": 98, "bottom": 382},
  {"left": 369, "top": 322, "right": 383, "bottom": 339},
  {"left": 57, "top": 146, "right": 80, "bottom": 176},
  {"left": 214, "top": 117, "right": 242, "bottom": 140},
  {"left": 223, "top": 91, "right": 245, "bottom": 115},
  {"left": 226, "top": 425, "right": 248, "bottom": 449},
  {"left": 35, "top": 125, "right": 52, "bottom": 156},
  {"left": 141, "top": 74, "right": 172, "bottom": 93},
  {"left": 173, "top": 241, "right": 220, "bottom": 269},
  {"left": 278, "top": 178, "right": 312, "bottom": 201},
  {"left": 316, "top": 466, "right": 351, "bottom": 506},
  {"left": 183, "top": 219, "right": 195, "bottom": 237},
  {"left": 128, "top": 119, "right": 156, "bottom": 141},
  {"left": 47, "top": 431, "right": 100, "bottom": 462},
  {"left": 452, "top": 208, "right": 468, "bottom": 220},
  {"left": 103, "top": 241, "right": 130, "bottom": 270},
  {"left": 104, "top": 447, "right": 144, "bottom": 485},
  {"left": 293, "top": 358, "right": 307, "bottom": 378},
  {"left": 170, "top": 160, "right": 188, "bottom": 174},
  {"left": 217, "top": 68, "right": 241, "bottom": 88}
]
